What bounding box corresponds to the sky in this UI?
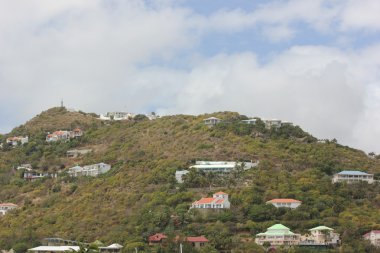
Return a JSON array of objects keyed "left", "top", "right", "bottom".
[{"left": 1, "top": 0, "right": 380, "bottom": 153}]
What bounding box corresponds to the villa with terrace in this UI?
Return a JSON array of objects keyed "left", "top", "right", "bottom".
[
  {"left": 191, "top": 192, "right": 230, "bottom": 209},
  {"left": 255, "top": 224, "right": 301, "bottom": 246},
  {"left": 332, "top": 170, "right": 374, "bottom": 184},
  {"left": 300, "top": 226, "right": 340, "bottom": 246}
]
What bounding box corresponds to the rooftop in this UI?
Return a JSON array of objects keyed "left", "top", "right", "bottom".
[
  {"left": 337, "top": 170, "right": 372, "bottom": 176},
  {"left": 28, "top": 246, "right": 80, "bottom": 252},
  {"left": 309, "top": 226, "right": 334, "bottom": 231},
  {"left": 186, "top": 236, "right": 209, "bottom": 243},
  {"left": 267, "top": 198, "right": 301, "bottom": 203}
]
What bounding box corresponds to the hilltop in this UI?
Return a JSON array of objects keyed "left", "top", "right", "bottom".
[{"left": 0, "top": 108, "right": 379, "bottom": 253}]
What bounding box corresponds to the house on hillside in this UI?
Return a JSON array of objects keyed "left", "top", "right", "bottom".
[
  {"left": 17, "top": 163, "right": 33, "bottom": 171},
  {"left": 189, "top": 161, "right": 259, "bottom": 173},
  {"left": 300, "top": 226, "right": 340, "bottom": 246},
  {"left": 203, "top": 117, "right": 222, "bottom": 126},
  {"left": 0, "top": 203, "right": 18, "bottom": 215},
  {"left": 148, "top": 233, "right": 168, "bottom": 246},
  {"left": 46, "top": 129, "right": 83, "bottom": 142},
  {"left": 175, "top": 170, "right": 189, "bottom": 183},
  {"left": 99, "top": 112, "right": 134, "bottom": 121},
  {"left": 266, "top": 199, "right": 302, "bottom": 209},
  {"left": 28, "top": 246, "right": 80, "bottom": 253},
  {"left": 68, "top": 163, "right": 111, "bottom": 177},
  {"left": 262, "top": 119, "right": 282, "bottom": 129},
  {"left": 241, "top": 119, "right": 257, "bottom": 124},
  {"left": 255, "top": 224, "right": 301, "bottom": 246},
  {"left": 99, "top": 244, "right": 123, "bottom": 253},
  {"left": 184, "top": 236, "right": 209, "bottom": 249},
  {"left": 6, "top": 136, "right": 28, "bottom": 146},
  {"left": 191, "top": 192, "right": 230, "bottom": 209},
  {"left": 363, "top": 230, "right": 380, "bottom": 247},
  {"left": 332, "top": 170, "right": 374, "bottom": 184},
  {"left": 24, "top": 171, "right": 57, "bottom": 182}
]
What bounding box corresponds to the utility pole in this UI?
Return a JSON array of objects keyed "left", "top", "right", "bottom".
[{"left": 180, "top": 243, "right": 183, "bottom": 253}]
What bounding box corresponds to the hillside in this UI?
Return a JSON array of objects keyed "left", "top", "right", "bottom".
[{"left": 0, "top": 108, "right": 379, "bottom": 253}]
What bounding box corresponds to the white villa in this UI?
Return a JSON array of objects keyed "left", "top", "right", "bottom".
[
  {"left": 332, "top": 170, "right": 374, "bottom": 184},
  {"left": 191, "top": 192, "right": 230, "bottom": 209},
  {"left": 175, "top": 170, "right": 189, "bottom": 183},
  {"left": 262, "top": 119, "right": 282, "bottom": 129},
  {"left": 203, "top": 117, "right": 222, "bottom": 126},
  {"left": 363, "top": 230, "right": 380, "bottom": 247},
  {"left": 100, "top": 112, "right": 135, "bottom": 121},
  {"left": 300, "top": 226, "right": 340, "bottom": 246},
  {"left": 46, "top": 129, "right": 83, "bottom": 142},
  {"left": 68, "top": 163, "right": 111, "bottom": 177},
  {"left": 0, "top": 203, "right": 18, "bottom": 215},
  {"left": 190, "top": 161, "right": 259, "bottom": 173},
  {"left": 6, "top": 136, "right": 28, "bottom": 146},
  {"left": 266, "top": 199, "right": 302, "bottom": 209},
  {"left": 28, "top": 246, "right": 80, "bottom": 253},
  {"left": 242, "top": 119, "right": 257, "bottom": 124},
  {"left": 255, "top": 224, "right": 301, "bottom": 246}
]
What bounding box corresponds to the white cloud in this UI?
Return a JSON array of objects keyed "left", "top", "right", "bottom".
[{"left": 340, "top": 0, "right": 380, "bottom": 31}]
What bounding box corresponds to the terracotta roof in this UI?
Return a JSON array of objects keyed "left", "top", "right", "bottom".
[
  {"left": 149, "top": 233, "right": 167, "bottom": 242},
  {"left": 214, "top": 191, "right": 228, "bottom": 195},
  {"left": 215, "top": 199, "right": 225, "bottom": 204},
  {"left": 267, "top": 199, "right": 301, "bottom": 203},
  {"left": 186, "top": 236, "right": 208, "bottom": 243},
  {"left": 193, "top": 197, "right": 216, "bottom": 205}
]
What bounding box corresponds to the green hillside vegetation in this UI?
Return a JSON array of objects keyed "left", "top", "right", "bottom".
[{"left": 0, "top": 108, "right": 379, "bottom": 253}]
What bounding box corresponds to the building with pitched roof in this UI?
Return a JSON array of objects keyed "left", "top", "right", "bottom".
[
  {"left": 46, "top": 129, "right": 83, "bottom": 142},
  {"left": 255, "top": 224, "right": 301, "bottom": 246},
  {"left": 148, "top": 233, "right": 168, "bottom": 245},
  {"left": 203, "top": 117, "right": 222, "bottom": 126},
  {"left": 185, "top": 236, "right": 209, "bottom": 249},
  {"left": 266, "top": 199, "right": 302, "bottom": 209},
  {"left": 300, "top": 226, "right": 340, "bottom": 246},
  {"left": 191, "top": 192, "right": 230, "bottom": 209},
  {"left": 363, "top": 230, "right": 380, "bottom": 247},
  {"left": 332, "top": 170, "right": 374, "bottom": 184},
  {"left": 0, "top": 203, "right": 18, "bottom": 215},
  {"left": 6, "top": 136, "right": 28, "bottom": 146}
]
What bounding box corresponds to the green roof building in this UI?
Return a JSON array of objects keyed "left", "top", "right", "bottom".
[{"left": 255, "top": 224, "right": 300, "bottom": 246}]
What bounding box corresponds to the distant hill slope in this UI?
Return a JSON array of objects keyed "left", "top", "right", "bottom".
[{"left": 0, "top": 108, "right": 379, "bottom": 253}]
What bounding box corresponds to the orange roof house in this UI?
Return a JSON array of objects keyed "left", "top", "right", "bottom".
[
  {"left": 266, "top": 199, "right": 302, "bottom": 209},
  {"left": 191, "top": 192, "right": 230, "bottom": 209}
]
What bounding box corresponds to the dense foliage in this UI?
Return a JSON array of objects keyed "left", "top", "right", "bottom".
[{"left": 0, "top": 108, "right": 379, "bottom": 253}]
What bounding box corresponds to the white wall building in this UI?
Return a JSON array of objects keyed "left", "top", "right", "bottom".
[
  {"left": 241, "top": 119, "right": 257, "bottom": 124},
  {"left": 6, "top": 136, "right": 28, "bottom": 146},
  {"left": 203, "top": 117, "right": 222, "bottom": 126},
  {"left": 332, "top": 170, "right": 374, "bottom": 184},
  {"left": 262, "top": 119, "right": 282, "bottom": 129},
  {"left": 363, "top": 230, "right": 380, "bottom": 247},
  {"left": 266, "top": 199, "right": 302, "bottom": 209},
  {"left": 190, "top": 161, "right": 259, "bottom": 173},
  {"left": 175, "top": 170, "right": 189, "bottom": 183},
  {"left": 100, "top": 112, "right": 135, "bottom": 121},
  {"left": 0, "top": 203, "right": 18, "bottom": 215},
  {"left": 68, "top": 163, "right": 111, "bottom": 177},
  {"left": 191, "top": 192, "right": 230, "bottom": 209},
  {"left": 300, "top": 226, "right": 340, "bottom": 246}
]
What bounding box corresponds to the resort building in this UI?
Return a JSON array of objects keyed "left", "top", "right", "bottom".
[
  {"left": 175, "top": 170, "right": 189, "bottom": 183},
  {"left": 68, "top": 163, "right": 111, "bottom": 177},
  {"left": 191, "top": 192, "right": 230, "bottom": 209},
  {"left": 189, "top": 161, "right": 259, "bottom": 173},
  {"left": 0, "top": 203, "right": 18, "bottom": 215},
  {"left": 266, "top": 199, "right": 302, "bottom": 209},
  {"left": 300, "top": 226, "right": 340, "bottom": 246},
  {"left": 363, "top": 230, "right": 380, "bottom": 247},
  {"left": 332, "top": 171, "right": 374, "bottom": 184},
  {"left": 255, "top": 224, "right": 301, "bottom": 246},
  {"left": 203, "top": 117, "right": 222, "bottom": 126}
]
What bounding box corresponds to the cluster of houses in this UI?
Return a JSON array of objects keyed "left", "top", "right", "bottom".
[
  {"left": 255, "top": 224, "right": 340, "bottom": 247},
  {"left": 68, "top": 163, "right": 111, "bottom": 177},
  {"left": 203, "top": 117, "right": 293, "bottom": 129},
  {"left": 46, "top": 128, "right": 83, "bottom": 142},
  {"left": 99, "top": 111, "right": 159, "bottom": 121}
]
